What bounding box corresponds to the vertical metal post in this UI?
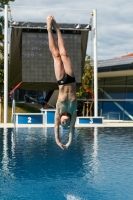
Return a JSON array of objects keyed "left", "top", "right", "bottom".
[
  {"left": 93, "top": 9, "right": 98, "bottom": 117},
  {"left": 4, "top": 5, "right": 8, "bottom": 123},
  {"left": 0, "top": 97, "right": 1, "bottom": 123}
]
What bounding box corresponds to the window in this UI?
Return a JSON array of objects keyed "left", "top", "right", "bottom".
[
  {"left": 125, "top": 87, "right": 133, "bottom": 99},
  {"left": 102, "top": 101, "right": 124, "bottom": 120},
  {"left": 103, "top": 87, "right": 125, "bottom": 99},
  {"left": 124, "top": 102, "right": 133, "bottom": 120}
]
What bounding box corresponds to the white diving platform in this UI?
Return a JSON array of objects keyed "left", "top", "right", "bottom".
[{"left": 14, "top": 109, "right": 104, "bottom": 125}]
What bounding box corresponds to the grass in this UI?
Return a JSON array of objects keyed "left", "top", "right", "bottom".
[{"left": 1, "top": 101, "right": 41, "bottom": 123}]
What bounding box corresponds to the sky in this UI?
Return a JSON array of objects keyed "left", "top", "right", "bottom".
[{"left": 3, "top": 0, "right": 133, "bottom": 60}]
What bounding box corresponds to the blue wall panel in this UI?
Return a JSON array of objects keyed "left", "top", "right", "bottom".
[
  {"left": 79, "top": 117, "right": 102, "bottom": 124},
  {"left": 17, "top": 115, "right": 43, "bottom": 124},
  {"left": 47, "top": 111, "right": 55, "bottom": 124}
]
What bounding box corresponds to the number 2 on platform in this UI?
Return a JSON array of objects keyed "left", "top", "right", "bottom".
[{"left": 28, "top": 117, "right": 32, "bottom": 123}]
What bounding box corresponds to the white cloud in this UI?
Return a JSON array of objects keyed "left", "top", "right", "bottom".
[{"left": 5, "top": 0, "right": 133, "bottom": 60}]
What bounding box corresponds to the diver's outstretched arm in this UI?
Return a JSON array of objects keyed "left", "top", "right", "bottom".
[
  {"left": 54, "top": 113, "right": 64, "bottom": 150},
  {"left": 64, "top": 113, "right": 76, "bottom": 148}
]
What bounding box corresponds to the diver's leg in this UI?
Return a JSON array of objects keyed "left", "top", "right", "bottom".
[
  {"left": 52, "top": 17, "right": 75, "bottom": 77},
  {"left": 46, "top": 15, "right": 65, "bottom": 80}
]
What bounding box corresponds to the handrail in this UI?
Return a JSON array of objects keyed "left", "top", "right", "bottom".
[
  {"left": 9, "top": 82, "right": 22, "bottom": 96},
  {"left": 82, "top": 83, "right": 94, "bottom": 99}
]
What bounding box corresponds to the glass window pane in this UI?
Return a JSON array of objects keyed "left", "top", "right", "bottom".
[
  {"left": 98, "top": 87, "right": 104, "bottom": 98},
  {"left": 127, "top": 76, "right": 133, "bottom": 85},
  {"left": 103, "top": 87, "right": 125, "bottom": 99},
  {"left": 98, "top": 78, "right": 105, "bottom": 85},
  {"left": 98, "top": 101, "right": 103, "bottom": 116},
  {"left": 124, "top": 102, "right": 133, "bottom": 120},
  {"left": 126, "top": 87, "right": 133, "bottom": 99},
  {"left": 105, "top": 76, "right": 126, "bottom": 85},
  {"left": 102, "top": 101, "right": 124, "bottom": 120}
]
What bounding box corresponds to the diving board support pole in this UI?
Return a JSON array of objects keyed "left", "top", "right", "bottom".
[
  {"left": 93, "top": 9, "right": 98, "bottom": 117},
  {"left": 4, "top": 5, "right": 8, "bottom": 123}
]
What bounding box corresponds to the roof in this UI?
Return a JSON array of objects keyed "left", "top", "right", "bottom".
[
  {"left": 11, "top": 21, "right": 91, "bottom": 31},
  {"left": 97, "top": 55, "right": 133, "bottom": 73},
  {"left": 121, "top": 53, "right": 133, "bottom": 58}
]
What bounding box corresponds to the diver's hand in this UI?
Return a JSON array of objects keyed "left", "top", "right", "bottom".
[
  {"left": 57, "top": 142, "right": 64, "bottom": 150},
  {"left": 63, "top": 142, "right": 71, "bottom": 149}
]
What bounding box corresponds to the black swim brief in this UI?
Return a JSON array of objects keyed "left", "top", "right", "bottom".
[{"left": 58, "top": 74, "right": 76, "bottom": 85}]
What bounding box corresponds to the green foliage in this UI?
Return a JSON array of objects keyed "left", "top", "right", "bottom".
[
  {"left": 0, "top": 68, "right": 4, "bottom": 85},
  {"left": 0, "top": 16, "right": 4, "bottom": 35},
  {"left": 0, "top": 0, "right": 15, "bottom": 11},
  {"left": 0, "top": 36, "right": 4, "bottom": 92},
  {"left": 77, "top": 56, "right": 94, "bottom": 99}
]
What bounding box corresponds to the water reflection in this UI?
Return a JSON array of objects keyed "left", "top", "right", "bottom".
[
  {"left": 77, "top": 127, "right": 99, "bottom": 181},
  {"left": 1, "top": 127, "right": 133, "bottom": 200},
  {"left": 92, "top": 127, "right": 98, "bottom": 175},
  {"left": 2, "top": 128, "right": 10, "bottom": 172},
  {"left": 0, "top": 127, "right": 99, "bottom": 182}
]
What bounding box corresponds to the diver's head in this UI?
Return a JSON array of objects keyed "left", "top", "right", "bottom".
[{"left": 60, "top": 112, "right": 71, "bottom": 127}]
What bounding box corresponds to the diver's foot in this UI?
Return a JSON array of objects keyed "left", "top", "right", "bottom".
[
  {"left": 52, "top": 16, "right": 60, "bottom": 31},
  {"left": 46, "top": 15, "right": 53, "bottom": 31}
]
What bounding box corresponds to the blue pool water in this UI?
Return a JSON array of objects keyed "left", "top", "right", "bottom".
[{"left": 0, "top": 127, "right": 133, "bottom": 200}]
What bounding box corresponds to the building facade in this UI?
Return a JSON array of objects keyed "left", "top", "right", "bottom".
[
  {"left": 12, "top": 54, "right": 133, "bottom": 121},
  {"left": 98, "top": 54, "right": 133, "bottom": 120}
]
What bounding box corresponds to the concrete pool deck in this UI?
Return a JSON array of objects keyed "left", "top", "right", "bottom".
[{"left": 0, "top": 121, "right": 133, "bottom": 128}]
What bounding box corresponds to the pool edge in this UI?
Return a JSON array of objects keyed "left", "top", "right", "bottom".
[{"left": 0, "top": 122, "right": 133, "bottom": 128}]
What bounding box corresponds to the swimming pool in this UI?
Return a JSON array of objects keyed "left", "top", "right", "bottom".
[{"left": 0, "top": 127, "right": 133, "bottom": 200}]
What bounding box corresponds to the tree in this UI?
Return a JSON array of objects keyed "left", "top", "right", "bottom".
[
  {"left": 77, "top": 55, "right": 94, "bottom": 99},
  {"left": 0, "top": 0, "right": 14, "bottom": 94},
  {"left": 76, "top": 55, "right": 94, "bottom": 116},
  {"left": 0, "top": 0, "right": 14, "bottom": 10}
]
